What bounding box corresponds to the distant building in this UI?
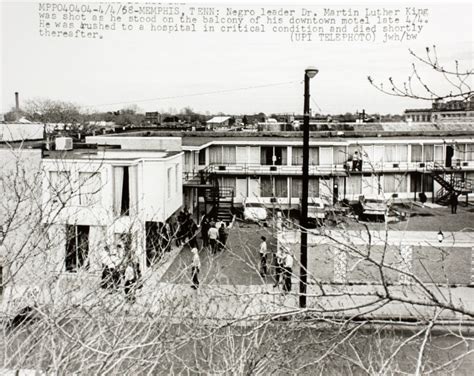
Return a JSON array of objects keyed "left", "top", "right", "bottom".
[
  {"left": 206, "top": 116, "right": 231, "bottom": 130},
  {"left": 405, "top": 97, "right": 474, "bottom": 122},
  {"left": 145, "top": 112, "right": 162, "bottom": 124}
]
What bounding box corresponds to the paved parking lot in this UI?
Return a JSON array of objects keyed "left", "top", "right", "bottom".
[
  {"left": 161, "top": 202, "right": 474, "bottom": 287},
  {"left": 161, "top": 221, "right": 278, "bottom": 286}
]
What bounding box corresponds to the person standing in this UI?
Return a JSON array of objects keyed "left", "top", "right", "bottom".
[
  {"left": 208, "top": 224, "right": 219, "bottom": 254},
  {"left": 191, "top": 248, "right": 201, "bottom": 289},
  {"left": 218, "top": 223, "right": 228, "bottom": 251},
  {"left": 451, "top": 193, "right": 458, "bottom": 214},
  {"left": 259, "top": 236, "right": 268, "bottom": 277},
  {"left": 200, "top": 217, "right": 210, "bottom": 249},
  {"left": 124, "top": 262, "right": 136, "bottom": 303},
  {"left": 283, "top": 250, "right": 294, "bottom": 293},
  {"left": 273, "top": 247, "right": 285, "bottom": 288}
]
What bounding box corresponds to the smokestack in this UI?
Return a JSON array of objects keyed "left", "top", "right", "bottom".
[{"left": 15, "top": 92, "right": 19, "bottom": 112}]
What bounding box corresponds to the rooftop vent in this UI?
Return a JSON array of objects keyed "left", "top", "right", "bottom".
[{"left": 55, "top": 137, "right": 73, "bottom": 151}]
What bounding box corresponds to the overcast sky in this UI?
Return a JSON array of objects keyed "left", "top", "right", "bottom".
[{"left": 1, "top": 1, "right": 472, "bottom": 116}]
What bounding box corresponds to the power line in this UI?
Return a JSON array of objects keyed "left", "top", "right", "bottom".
[{"left": 88, "top": 80, "right": 301, "bottom": 109}]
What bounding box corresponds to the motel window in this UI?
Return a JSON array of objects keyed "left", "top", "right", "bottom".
[
  {"left": 423, "top": 145, "right": 434, "bottom": 162},
  {"left": 346, "top": 175, "right": 362, "bottom": 196},
  {"left": 455, "top": 144, "right": 466, "bottom": 161},
  {"left": 260, "top": 147, "right": 287, "bottom": 166},
  {"left": 383, "top": 174, "right": 407, "bottom": 193},
  {"left": 292, "top": 147, "right": 319, "bottom": 165},
  {"left": 220, "top": 177, "right": 236, "bottom": 196},
  {"left": 291, "top": 178, "right": 319, "bottom": 198},
  {"left": 65, "top": 225, "right": 89, "bottom": 272},
  {"left": 222, "top": 146, "right": 236, "bottom": 164},
  {"left": 260, "top": 176, "right": 273, "bottom": 197},
  {"left": 198, "top": 149, "right": 206, "bottom": 165},
  {"left": 79, "top": 172, "right": 101, "bottom": 206},
  {"left": 411, "top": 145, "right": 423, "bottom": 162},
  {"left": 274, "top": 177, "right": 288, "bottom": 198},
  {"left": 333, "top": 146, "right": 347, "bottom": 165},
  {"left": 209, "top": 146, "right": 222, "bottom": 164},
  {"left": 113, "top": 166, "right": 130, "bottom": 216}
]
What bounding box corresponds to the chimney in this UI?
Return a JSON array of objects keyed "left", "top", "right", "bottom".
[{"left": 15, "top": 92, "right": 19, "bottom": 112}]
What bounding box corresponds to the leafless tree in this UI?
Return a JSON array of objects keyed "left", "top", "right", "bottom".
[{"left": 368, "top": 46, "right": 473, "bottom": 102}]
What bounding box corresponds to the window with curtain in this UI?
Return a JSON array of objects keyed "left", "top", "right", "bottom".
[
  {"left": 260, "top": 176, "right": 272, "bottom": 197},
  {"left": 333, "top": 146, "right": 347, "bottom": 164},
  {"left": 114, "top": 166, "right": 130, "bottom": 216},
  {"left": 261, "top": 147, "right": 273, "bottom": 165},
  {"left": 384, "top": 145, "right": 397, "bottom": 163},
  {"left": 291, "top": 178, "right": 302, "bottom": 198},
  {"left": 383, "top": 174, "right": 397, "bottom": 192},
  {"left": 411, "top": 145, "right": 422, "bottom": 162},
  {"left": 423, "top": 145, "right": 434, "bottom": 162},
  {"left": 398, "top": 145, "right": 408, "bottom": 162},
  {"left": 222, "top": 146, "right": 236, "bottom": 164},
  {"left": 455, "top": 144, "right": 465, "bottom": 161},
  {"left": 275, "top": 177, "right": 288, "bottom": 197},
  {"left": 292, "top": 147, "right": 319, "bottom": 165},
  {"left": 221, "top": 177, "right": 236, "bottom": 195},
  {"left": 275, "top": 147, "right": 287, "bottom": 165},
  {"left": 198, "top": 149, "right": 206, "bottom": 165},
  {"left": 292, "top": 147, "right": 303, "bottom": 165},
  {"left": 434, "top": 145, "right": 443, "bottom": 163},
  {"left": 209, "top": 146, "right": 222, "bottom": 164},
  {"left": 346, "top": 175, "right": 362, "bottom": 195},
  {"left": 309, "top": 178, "right": 320, "bottom": 197},
  {"left": 79, "top": 172, "right": 101, "bottom": 206},
  {"left": 65, "top": 225, "right": 89, "bottom": 272}
]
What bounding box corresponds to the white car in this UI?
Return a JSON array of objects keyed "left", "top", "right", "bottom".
[
  {"left": 299, "top": 197, "right": 326, "bottom": 220},
  {"left": 359, "top": 196, "right": 389, "bottom": 216},
  {"left": 243, "top": 200, "right": 267, "bottom": 222}
]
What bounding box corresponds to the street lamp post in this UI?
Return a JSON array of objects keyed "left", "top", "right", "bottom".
[{"left": 300, "top": 67, "right": 318, "bottom": 309}]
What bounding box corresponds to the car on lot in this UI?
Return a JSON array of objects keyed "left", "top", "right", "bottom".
[
  {"left": 243, "top": 199, "right": 268, "bottom": 222},
  {"left": 359, "top": 196, "right": 390, "bottom": 218},
  {"left": 299, "top": 197, "right": 327, "bottom": 226}
]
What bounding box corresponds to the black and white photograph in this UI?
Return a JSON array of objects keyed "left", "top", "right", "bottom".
[{"left": 1, "top": 0, "right": 473, "bottom": 374}]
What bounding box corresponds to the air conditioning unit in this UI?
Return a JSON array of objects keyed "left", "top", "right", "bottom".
[
  {"left": 419, "top": 163, "right": 425, "bottom": 168},
  {"left": 55, "top": 137, "right": 73, "bottom": 151},
  {"left": 270, "top": 197, "right": 277, "bottom": 203},
  {"left": 270, "top": 166, "right": 277, "bottom": 171},
  {"left": 393, "top": 163, "right": 399, "bottom": 168},
  {"left": 462, "top": 162, "right": 468, "bottom": 167},
  {"left": 218, "top": 165, "right": 226, "bottom": 171}
]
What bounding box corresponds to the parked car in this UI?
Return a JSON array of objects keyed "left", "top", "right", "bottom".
[
  {"left": 243, "top": 199, "right": 267, "bottom": 222},
  {"left": 359, "top": 196, "right": 389, "bottom": 217},
  {"left": 299, "top": 197, "right": 326, "bottom": 226}
]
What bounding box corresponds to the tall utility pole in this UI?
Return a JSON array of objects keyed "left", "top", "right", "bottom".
[{"left": 300, "top": 67, "right": 318, "bottom": 308}]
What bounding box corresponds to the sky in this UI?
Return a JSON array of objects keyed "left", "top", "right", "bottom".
[{"left": 1, "top": 0, "right": 472, "bottom": 116}]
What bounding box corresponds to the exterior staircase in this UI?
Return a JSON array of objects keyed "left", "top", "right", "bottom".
[{"left": 430, "top": 164, "right": 472, "bottom": 205}]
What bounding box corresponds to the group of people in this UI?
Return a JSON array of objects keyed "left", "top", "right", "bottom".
[
  {"left": 188, "top": 216, "right": 229, "bottom": 290},
  {"left": 200, "top": 217, "right": 228, "bottom": 254},
  {"left": 100, "top": 244, "right": 142, "bottom": 303},
  {"left": 259, "top": 236, "right": 294, "bottom": 293}
]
